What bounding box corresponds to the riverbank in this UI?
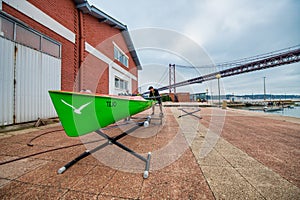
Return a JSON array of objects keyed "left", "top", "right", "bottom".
[{"left": 233, "top": 105, "right": 300, "bottom": 118}]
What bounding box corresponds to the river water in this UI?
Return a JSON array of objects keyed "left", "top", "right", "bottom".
[{"left": 242, "top": 106, "right": 300, "bottom": 118}]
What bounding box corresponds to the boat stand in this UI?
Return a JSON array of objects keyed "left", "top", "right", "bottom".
[
  {"left": 178, "top": 108, "right": 202, "bottom": 119},
  {"left": 57, "top": 117, "right": 152, "bottom": 178},
  {"left": 131, "top": 113, "right": 163, "bottom": 126}
]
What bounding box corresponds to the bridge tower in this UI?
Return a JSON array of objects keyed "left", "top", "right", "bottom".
[{"left": 169, "top": 64, "right": 176, "bottom": 94}]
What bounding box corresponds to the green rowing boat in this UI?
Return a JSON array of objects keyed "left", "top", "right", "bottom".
[{"left": 49, "top": 90, "right": 153, "bottom": 137}]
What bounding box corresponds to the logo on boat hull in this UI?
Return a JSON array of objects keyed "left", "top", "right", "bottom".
[
  {"left": 61, "top": 99, "right": 93, "bottom": 114},
  {"left": 106, "top": 101, "right": 117, "bottom": 107}
]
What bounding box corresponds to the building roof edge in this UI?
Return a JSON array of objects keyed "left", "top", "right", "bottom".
[{"left": 74, "top": 0, "right": 142, "bottom": 70}]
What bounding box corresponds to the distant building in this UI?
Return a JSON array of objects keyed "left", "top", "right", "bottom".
[
  {"left": 0, "top": 0, "right": 141, "bottom": 125},
  {"left": 169, "top": 93, "right": 190, "bottom": 102},
  {"left": 191, "top": 92, "right": 207, "bottom": 102}
]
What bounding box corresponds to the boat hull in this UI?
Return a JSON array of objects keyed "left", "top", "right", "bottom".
[
  {"left": 49, "top": 91, "right": 153, "bottom": 137},
  {"left": 263, "top": 106, "right": 283, "bottom": 112}
]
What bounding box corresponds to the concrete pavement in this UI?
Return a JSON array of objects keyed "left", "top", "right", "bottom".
[
  {"left": 175, "top": 107, "right": 300, "bottom": 199},
  {"left": 0, "top": 105, "right": 299, "bottom": 199}
]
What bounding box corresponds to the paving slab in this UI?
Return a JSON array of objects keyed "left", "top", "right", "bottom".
[
  {"left": 141, "top": 170, "right": 213, "bottom": 199},
  {"left": 0, "top": 180, "right": 68, "bottom": 200},
  {"left": 71, "top": 165, "right": 116, "bottom": 194},
  {"left": 60, "top": 190, "right": 98, "bottom": 200},
  {"left": 0, "top": 157, "right": 47, "bottom": 181},
  {"left": 201, "top": 166, "right": 265, "bottom": 200},
  {"left": 237, "top": 167, "right": 300, "bottom": 199},
  {"left": 101, "top": 171, "right": 143, "bottom": 199}
]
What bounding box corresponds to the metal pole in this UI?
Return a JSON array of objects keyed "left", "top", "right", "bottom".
[
  {"left": 216, "top": 74, "right": 221, "bottom": 107},
  {"left": 169, "top": 64, "right": 171, "bottom": 94},
  {"left": 206, "top": 88, "right": 208, "bottom": 104},
  {"left": 218, "top": 78, "right": 220, "bottom": 107},
  {"left": 263, "top": 76, "right": 266, "bottom": 100}
]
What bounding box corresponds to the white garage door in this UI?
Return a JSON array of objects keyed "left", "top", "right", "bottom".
[{"left": 0, "top": 37, "right": 61, "bottom": 125}]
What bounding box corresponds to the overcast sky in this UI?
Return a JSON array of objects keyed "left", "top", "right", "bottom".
[{"left": 89, "top": 0, "right": 300, "bottom": 95}]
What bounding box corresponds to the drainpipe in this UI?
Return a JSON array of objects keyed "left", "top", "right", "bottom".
[
  {"left": 78, "top": 9, "right": 84, "bottom": 91},
  {"left": 13, "top": 45, "right": 17, "bottom": 124}
]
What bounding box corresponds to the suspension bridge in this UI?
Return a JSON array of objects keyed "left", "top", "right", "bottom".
[{"left": 144, "top": 45, "right": 300, "bottom": 94}]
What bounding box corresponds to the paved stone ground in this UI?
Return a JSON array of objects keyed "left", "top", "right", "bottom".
[
  {"left": 185, "top": 107, "right": 300, "bottom": 199},
  {"left": 0, "top": 105, "right": 299, "bottom": 199}
]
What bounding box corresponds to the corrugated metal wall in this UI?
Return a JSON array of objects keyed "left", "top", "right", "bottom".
[
  {"left": 0, "top": 37, "right": 61, "bottom": 125},
  {"left": 0, "top": 37, "right": 14, "bottom": 126}
]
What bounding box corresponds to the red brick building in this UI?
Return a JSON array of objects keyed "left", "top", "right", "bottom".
[
  {"left": 1, "top": 0, "right": 140, "bottom": 93},
  {"left": 0, "top": 0, "right": 141, "bottom": 125}
]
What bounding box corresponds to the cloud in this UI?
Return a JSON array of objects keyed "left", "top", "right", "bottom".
[{"left": 88, "top": 0, "right": 300, "bottom": 94}]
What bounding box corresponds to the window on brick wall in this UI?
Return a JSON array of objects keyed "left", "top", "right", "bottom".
[
  {"left": 113, "top": 43, "right": 128, "bottom": 67},
  {"left": 114, "top": 76, "right": 128, "bottom": 90},
  {"left": 115, "top": 77, "right": 120, "bottom": 88}
]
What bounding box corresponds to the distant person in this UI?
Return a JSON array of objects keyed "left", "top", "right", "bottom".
[{"left": 148, "top": 86, "right": 163, "bottom": 116}]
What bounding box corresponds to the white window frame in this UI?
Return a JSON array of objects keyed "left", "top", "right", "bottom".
[
  {"left": 114, "top": 76, "right": 128, "bottom": 91},
  {"left": 113, "top": 42, "right": 129, "bottom": 67}
]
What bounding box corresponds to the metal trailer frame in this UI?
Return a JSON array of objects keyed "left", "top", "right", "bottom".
[
  {"left": 178, "top": 108, "right": 202, "bottom": 119},
  {"left": 57, "top": 117, "right": 152, "bottom": 178}
]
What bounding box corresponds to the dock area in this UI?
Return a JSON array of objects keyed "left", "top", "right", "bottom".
[{"left": 0, "top": 104, "right": 299, "bottom": 199}]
